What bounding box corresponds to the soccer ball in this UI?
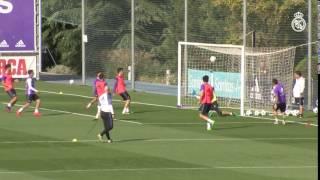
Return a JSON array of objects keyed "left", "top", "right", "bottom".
[
  {"left": 291, "top": 110, "right": 299, "bottom": 116},
  {"left": 69, "top": 79, "right": 74, "bottom": 85},
  {"left": 254, "top": 110, "right": 260, "bottom": 116},
  {"left": 210, "top": 56, "right": 216, "bottom": 63},
  {"left": 246, "top": 110, "right": 253, "bottom": 116},
  {"left": 285, "top": 110, "right": 291, "bottom": 116},
  {"left": 260, "top": 110, "right": 266, "bottom": 116},
  {"left": 313, "top": 107, "right": 318, "bottom": 114}
]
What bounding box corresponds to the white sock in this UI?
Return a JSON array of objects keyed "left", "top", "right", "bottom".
[
  {"left": 34, "top": 109, "right": 39, "bottom": 113},
  {"left": 206, "top": 122, "right": 211, "bottom": 129},
  {"left": 122, "top": 108, "right": 126, "bottom": 114},
  {"left": 125, "top": 107, "right": 129, "bottom": 113},
  {"left": 207, "top": 119, "right": 214, "bottom": 124},
  {"left": 7, "top": 103, "right": 11, "bottom": 107},
  {"left": 18, "top": 108, "right": 23, "bottom": 113},
  {"left": 86, "top": 103, "right": 92, "bottom": 109},
  {"left": 95, "top": 106, "right": 101, "bottom": 118}
]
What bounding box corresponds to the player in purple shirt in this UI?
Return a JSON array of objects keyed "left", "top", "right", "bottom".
[
  {"left": 16, "top": 70, "right": 41, "bottom": 117},
  {"left": 271, "top": 78, "right": 286, "bottom": 125}
]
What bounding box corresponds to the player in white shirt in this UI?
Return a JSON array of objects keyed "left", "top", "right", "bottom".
[
  {"left": 97, "top": 86, "right": 114, "bottom": 143},
  {"left": 293, "top": 71, "right": 305, "bottom": 118},
  {"left": 16, "top": 70, "right": 41, "bottom": 117}
]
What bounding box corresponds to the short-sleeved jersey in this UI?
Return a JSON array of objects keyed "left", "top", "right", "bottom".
[
  {"left": 200, "top": 83, "right": 213, "bottom": 104},
  {"left": 293, "top": 77, "right": 305, "bottom": 98},
  {"left": 25, "top": 78, "right": 37, "bottom": 95},
  {"left": 114, "top": 75, "right": 126, "bottom": 94},
  {"left": 273, "top": 83, "right": 286, "bottom": 104},
  {"left": 94, "top": 79, "right": 107, "bottom": 97},
  {"left": 99, "top": 92, "right": 113, "bottom": 113},
  {"left": 2, "top": 72, "right": 14, "bottom": 91}
]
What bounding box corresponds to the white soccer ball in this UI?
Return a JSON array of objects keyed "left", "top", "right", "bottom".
[
  {"left": 285, "top": 110, "right": 291, "bottom": 116},
  {"left": 261, "top": 110, "right": 266, "bottom": 116},
  {"left": 313, "top": 107, "right": 318, "bottom": 114},
  {"left": 69, "top": 79, "right": 74, "bottom": 85},
  {"left": 291, "top": 110, "right": 299, "bottom": 116},
  {"left": 254, "top": 110, "right": 260, "bottom": 116},
  {"left": 246, "top": 110, "right": 252, "bottom": 116},
  {"left": 210, "top": 56, "right": 216, "bottom": 63}
]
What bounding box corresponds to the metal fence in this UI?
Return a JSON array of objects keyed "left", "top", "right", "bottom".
[{"left": 41, "top": 0, "right": 318, "bottom": 109}]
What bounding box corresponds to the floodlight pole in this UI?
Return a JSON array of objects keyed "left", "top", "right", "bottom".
[
  {"left": 307, "top": 0, "right": 312, "bottom": 110},
  {"left": 131, "top": 0, "right": 135, "bottom": 90},
  {"left": 81, "top": 0, "right": 86, "bottom": 85}
]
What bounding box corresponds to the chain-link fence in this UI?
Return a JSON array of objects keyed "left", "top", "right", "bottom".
[{"left": 41, "top": 0, "right": 318, "bottom": 108}]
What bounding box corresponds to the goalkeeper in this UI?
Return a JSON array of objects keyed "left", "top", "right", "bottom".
[{"left": 208, "top": 94, "right": 234, "bottom": 117}]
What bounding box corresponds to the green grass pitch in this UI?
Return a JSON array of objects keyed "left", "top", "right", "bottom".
[{"left": 0, "top": 81, "right": 317, "bottom": 180}]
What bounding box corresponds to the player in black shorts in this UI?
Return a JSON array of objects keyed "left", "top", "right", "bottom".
[
  {"left": 120, "top": 91, "right": 131, "bottom": 101},
  {"left": 198, "top": 75, "right": 215, "bottom": 131},
  {"left": 2, "top": 64, "right": 18, "bottom": 111},
  {"left": 16, "top": 70, "right": 41, "bottom": 117},
  {"left": 114, "top": 68, "right": 131, "bottom": 114},
  {"left": 271, "top": 79, "right": 286, "bottom": 125},
  {"left": 293, "top": 71, "right": 305, "bottom": 118}
]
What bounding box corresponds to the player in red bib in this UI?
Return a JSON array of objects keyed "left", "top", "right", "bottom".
[
  {"left": 86, "top": 72, "right": 108, "bottom": 120},
  {"left": 198, "top": 75, "right": 215, "bottom": 130},
  {"left": 113, "top": 68, "right": 131, "bottom": 114},
  {"left": 2, "top": 64, "right": 18, "bottom": 112}
]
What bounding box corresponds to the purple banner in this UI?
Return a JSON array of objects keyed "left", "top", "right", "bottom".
[{"left": 0, "top": 0, "right": 35, "bottom": 52}]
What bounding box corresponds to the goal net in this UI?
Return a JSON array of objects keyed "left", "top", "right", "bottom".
[{"left": 177, "top": 42, "right": 296, "bottom": 116}]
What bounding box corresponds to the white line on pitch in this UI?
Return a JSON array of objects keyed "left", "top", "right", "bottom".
[
  {"left": 143, "top": 122, "right": 272, "bottom": 125},
  {"left": 214, "top": 165, "right": 317, "bottom": 169},
  {"left": 1, "top": 103, "right": 143, "bottom": 125},
  {"left": 0, "top": 137, "right": 316, "bottom": 144},
  {"left": 246, "top": 116, "right": 318, "bottom": 127},
  {"left": 15, "top": 88, "right": 177, "bottom": 109},
  {"left": 143, "top": 137, "right": 317, "bottom": 142},
  {"left": 0, "top": 166, "right": 316, "bottom": 174},
  {"left": 13, "top": 88, "right": 318, "bottom": 127}
]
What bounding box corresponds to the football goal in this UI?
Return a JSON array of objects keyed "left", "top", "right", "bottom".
[{"left": 177, "top": 41, "right": 296, "bottom": 116}]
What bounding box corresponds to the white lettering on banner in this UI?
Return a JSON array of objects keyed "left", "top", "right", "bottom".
[
  {"left": 213, "top": 80, "right": 240, "bottom": 93},
  {"left": 15, "top": 40, "right": 26, "bottom": 48},
  {"left": 0, "top": 40, "right": 9, "bottom": 48},
  {"left": 0, "top": 56, "right": 37, "bottom": 78},
  {"left": 0, "top": 0, "right": 13, "bottom": 14}
]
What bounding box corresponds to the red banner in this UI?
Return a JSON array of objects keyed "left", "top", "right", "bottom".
[{"left": 0, "top": 56, "right": 37, "bottom": 78}]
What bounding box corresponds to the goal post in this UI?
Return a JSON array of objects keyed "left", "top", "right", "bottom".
[
  {"left": 177, "top": 41, "right": 296, "bottom": 116},
  {"left": 177, "top": 41, "right": 245, "bottom": 115}
]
